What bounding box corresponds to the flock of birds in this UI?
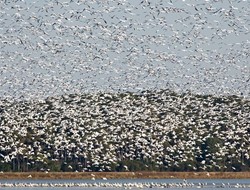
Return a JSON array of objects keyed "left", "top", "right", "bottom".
[
  {"left": 0, "top": 181, "right": 250, "bottom": 189},
  {"left": 0, "top": 0, "right": 249, "bottom": 100},
  {"left": 0, "top": 90, "right": 249, "bottom": 172}
]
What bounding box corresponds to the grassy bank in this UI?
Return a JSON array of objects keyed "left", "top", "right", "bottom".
[{"left": 0, "top": 172, "right": 250, "bottom": 179}]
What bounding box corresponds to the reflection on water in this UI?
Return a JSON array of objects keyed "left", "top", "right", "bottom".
[{"left": 0, "top": 178, "right": 250, "bottom": 189}]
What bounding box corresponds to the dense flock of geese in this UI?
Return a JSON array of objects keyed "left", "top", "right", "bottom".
[
  {"left": 0, "top": 90, "right": 249, "bottom": 172},
  {"left": 0, "top": 0, "right": 249, "bottom": 100}
]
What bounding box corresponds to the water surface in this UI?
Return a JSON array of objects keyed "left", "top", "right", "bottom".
[{"left": 0, "top": 178, "right": 250, "bottom": 189}]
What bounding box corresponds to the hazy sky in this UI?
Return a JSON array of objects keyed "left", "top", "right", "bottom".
[{"left": 0, "top": 0, "right": 249, "bottom": 100}]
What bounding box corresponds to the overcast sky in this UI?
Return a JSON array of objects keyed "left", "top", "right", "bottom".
[{"left": 0, "top": 0, "right": 249, "bottom": 100}]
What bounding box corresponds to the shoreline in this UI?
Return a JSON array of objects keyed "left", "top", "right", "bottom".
[{"left": 1, "top": 172, "right": 250, "bottom": 180}]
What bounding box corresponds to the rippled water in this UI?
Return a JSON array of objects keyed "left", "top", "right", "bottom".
[{"left": 0, "top": 178, "right": 250, "bottom": 189}]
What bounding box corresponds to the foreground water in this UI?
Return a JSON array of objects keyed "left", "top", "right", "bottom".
[{"left": 0, "top": 178, "right": 250, "bottom": 189}]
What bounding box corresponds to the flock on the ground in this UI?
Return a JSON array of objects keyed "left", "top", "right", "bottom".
[
  {"left": 0, "top": 90, "right": 249, "bottom": 172},
  {"left": 0, "top": 180, "right": 250, "bottom": 189}
]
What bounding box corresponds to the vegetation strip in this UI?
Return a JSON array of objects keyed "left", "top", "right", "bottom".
[{"left": 1, "top": 172, "right": 250, "bottom": 179}]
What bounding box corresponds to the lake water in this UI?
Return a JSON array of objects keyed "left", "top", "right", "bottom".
[{"left": 0, "top": 178, "right": 250, "bottom": 189}]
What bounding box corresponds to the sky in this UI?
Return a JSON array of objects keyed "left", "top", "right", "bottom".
[{"left": 0, "top": 0, "right": 249, "bottom": 100}]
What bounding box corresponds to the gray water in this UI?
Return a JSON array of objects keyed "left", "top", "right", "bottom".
[{"left": 0, "top": 178, "right": 250, "bottom": 189}]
